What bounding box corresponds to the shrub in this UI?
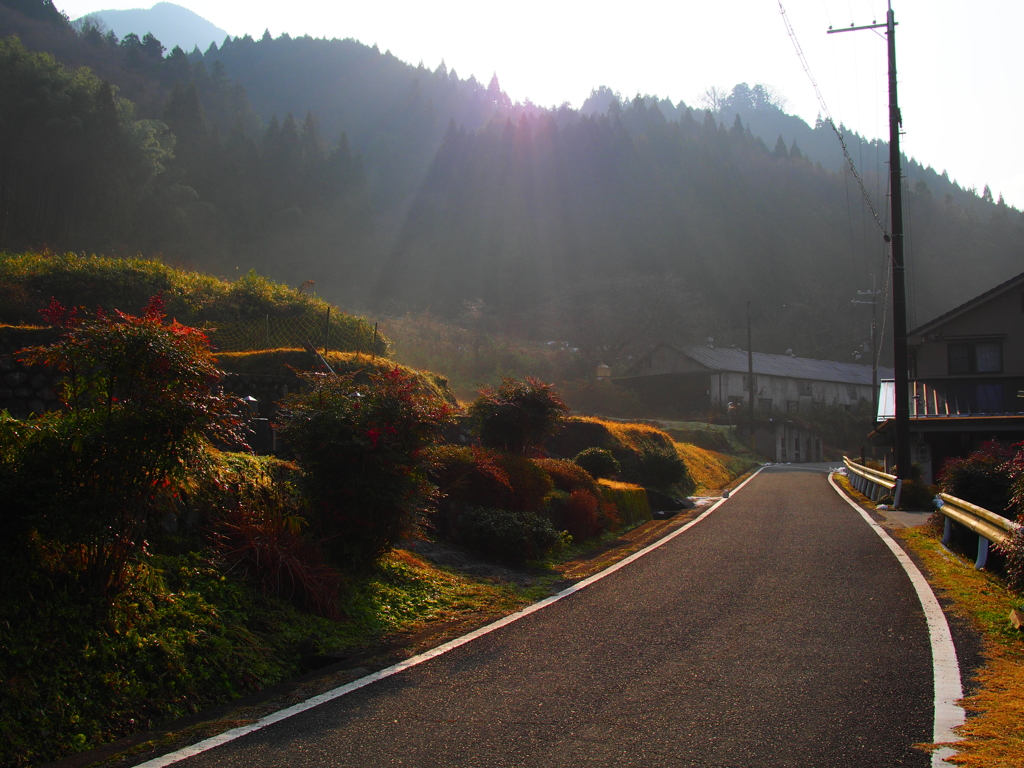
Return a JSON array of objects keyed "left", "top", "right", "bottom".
[
  {"left": 276, "top": 366, "right": 454, "bottom": 571},
  {"left": 425, "top": 445, "right": 514, "bottom": 532},
  {"left": 547, "top": 417, "right": 695, "bottom": 494},
  {"left": 499, "top": 455, "right": 554, "bottom": 512},
  {"left": 637, "top": 444, "right": 691, "bottom": 491},
  {"left": 574, "top": 447, "right": 621, "bottom": 479},
  {"left": 469, "top": 377, "right": 569, "bottom": 454},
  {"left": 425, "top": 448, "right": 560, "bottom": 541},
  {"left": 896, "top": 479, "right": 936, "bottom": 511},
  {"left": 937, "top": 441, "right": 1016, "bottom": 516},
  {"left": 3, "top": 296, "right": 243, "bottom": 596},
  {"left": 204, "top": 454, "right": 343, "bottom": 618},
  {"left": 456, "top": 507, "right": 564, "bottom": 564},
  {"left": 563, "top": 489, "right": 602, "bottom": 540},
  {"left": 533, "top": 458, "right": 600, "bottom": 496}
]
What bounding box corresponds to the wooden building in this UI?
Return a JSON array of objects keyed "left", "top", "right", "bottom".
[
  {"left": 873, "top": 270, "right": 1024, "bottom": 484},
  {"left": 618, "top": 344, "right": 886, "bottom": 417}
]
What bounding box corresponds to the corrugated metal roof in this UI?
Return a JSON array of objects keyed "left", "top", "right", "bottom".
[{"left": 680, "top": 345, "right": 891, "bottom": 385}]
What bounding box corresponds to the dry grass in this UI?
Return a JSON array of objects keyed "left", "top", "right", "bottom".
[
  {"left": 675, "top": 441, "right": 762, "bottom": 494},
  {"left": 835, "top": 472, "right": 1024, "bottom": 766},
  {"left": 596, "top": 478, "right": 645, "bottom": 492},
  {"left": 594, "top": 418, "right": 672, "bottom": 449},
  {"left": 895, "top": 527, "right": 1024, "bottom": 767},
  {"left": 675, "top": 442, "right": 736, "bottom": 492}
]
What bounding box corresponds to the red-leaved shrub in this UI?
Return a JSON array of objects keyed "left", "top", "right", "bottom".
[{"left": 564, "top": 489, "right": 601, "bottom": 540}]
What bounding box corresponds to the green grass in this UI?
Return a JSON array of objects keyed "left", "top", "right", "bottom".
[
  {"left": 0, "top": 251, "right": 387, "bottom": 354},
  {"left": 0, "top": 549, "right": 529, "bottom": 767}
]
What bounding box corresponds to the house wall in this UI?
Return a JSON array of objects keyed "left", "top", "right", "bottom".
[
  {"left": 752, "top": 422, "right": 823, "bottom": 463},
  {"left": 711, "top": 372, "right": 873, "bottom": 413},
  {"left": 913, "top": 285, "right": 1024, "bottom": 378},
  {"left": 641, "top": 346, "right": 713, "bottom": 375},
  {"left": 616, "top": 372, "right": 711, "bottom": 417}
]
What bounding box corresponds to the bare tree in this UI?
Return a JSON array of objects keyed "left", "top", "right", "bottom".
[
  {"left": 751, "top": 83, "right": 789, "bottom": 112},
  {"left": 698, "top": 85, "right": 729, "bottom": 113}
]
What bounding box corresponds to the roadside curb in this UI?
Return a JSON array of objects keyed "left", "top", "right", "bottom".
[{"left": 829, "top": 471, "right": 965, "bottom": 767}]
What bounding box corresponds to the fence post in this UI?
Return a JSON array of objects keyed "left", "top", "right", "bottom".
[
  {"left": 324, "top": 307, "right": 330, "bottom": 357},
  {"left": 976, "top": 536, "right": 990, "bottom": 569}
]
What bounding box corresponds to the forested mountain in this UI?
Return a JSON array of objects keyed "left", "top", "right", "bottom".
[
  {"left": 1, "top": 0, "right": 1021, "bottom": 369},
  {"left": 75, "top": 2, "right": 227, "bottom": 54}
]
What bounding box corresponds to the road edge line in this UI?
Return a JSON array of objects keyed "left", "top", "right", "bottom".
[
  {"left": 828, "top": 472, "right": 964, "bottom": 768},
  {"left": 133, "top": 468, "right": 768, "bottom": 766}
]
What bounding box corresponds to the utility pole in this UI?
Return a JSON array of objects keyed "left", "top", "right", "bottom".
[
  {"left": 852, "top": 274, "right": 880, "bottom": 421},
  {"left": 747, "top": 301, "right": 755, "bottom": 450},
  {"left": 829, "top": 1, "right": 911, "bottom": 479}
]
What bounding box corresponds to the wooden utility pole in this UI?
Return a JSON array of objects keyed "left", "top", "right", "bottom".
[
  {"left": 852, "top": 275, "right": 880, "bottom": 425},
  {"left": 747, "top": 301, "right": 755, "bottom": 450},
  {"left": 829, "top": 1, "right": 911, "bottom": 479}
]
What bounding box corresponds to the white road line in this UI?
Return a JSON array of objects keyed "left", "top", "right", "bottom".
[
  {"left": 133, "top": 469, "right": 768, "bottom": 767},
  {"left": 828, "top": 473, "right": 965, "bottom": 768}
]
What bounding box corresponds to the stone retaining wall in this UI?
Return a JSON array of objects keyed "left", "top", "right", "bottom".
[
  {"left": 0, "top": 353, "right": 63, "bottom": 419},
  {"left": 0, "top": 328, "right": 60, "bottom": 419}
]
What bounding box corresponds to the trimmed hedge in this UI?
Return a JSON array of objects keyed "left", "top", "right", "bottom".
[
  {"left": 216, "top": 349, "right": 456, "bottom": 404},
  {"left": 533, "top": 458, "right": 601, "bottom": 497},
  {"left": 597, "top": 479, "right": 652, "bottom": 526},
  {"left": 455, "top": 507, "right": 565, "bottom": 564},
  {"left": 547, "top": 417, "right": 694, "bottom": 494}
]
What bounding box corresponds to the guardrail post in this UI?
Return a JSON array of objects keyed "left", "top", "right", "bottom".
[
  {"left": 976, "top": 536, "right": 990, "bottom": 570},
  {"left": 942, "top": 517, "right": 953, "bottom": 547}
]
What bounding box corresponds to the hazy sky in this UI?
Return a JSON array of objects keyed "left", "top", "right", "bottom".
[{"left": 57, "top": 1, "right": 1022, "bottom": 209}]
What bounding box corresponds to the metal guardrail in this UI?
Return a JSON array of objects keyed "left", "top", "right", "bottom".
[
  {"left": 843, "top": 457, "right": 1019, "bottom": 569},
  {"left": 843, "top": 457, "right": 897, "bottom": 502},
  {"left": 936, "top": 493, "right": 1018, "bottom": 569}
]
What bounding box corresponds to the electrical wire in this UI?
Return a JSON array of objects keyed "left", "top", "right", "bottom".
[{"left": 778, "top": 1, "right": 889, "bottom": 239}]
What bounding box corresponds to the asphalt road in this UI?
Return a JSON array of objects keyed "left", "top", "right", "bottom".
[{"left": 147, "top": 464, "right": 936, "bottom": 767}]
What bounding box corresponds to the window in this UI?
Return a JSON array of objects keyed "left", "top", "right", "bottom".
[
  {"left": 758, "top": 397, "right": 772, "bottom": 411},
  {"left": 948, "top": 341, "right": 1002, "bottom": 374},
  {"left": 786, "top": 400, "right": 799, "bottom": 412},
  {"left": 743, "top": 375, "right": 755, "bottom": 392},
  {"left": 798, "top": 381, "right": 812, "bottom": 396},
  {"left": 846, "top": 385, "right": 858, "bottom": 400}
]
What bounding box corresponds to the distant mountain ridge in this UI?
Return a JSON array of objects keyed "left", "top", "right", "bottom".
[
  {"left": 1, "top": 4, "right": 1021, "bottom": 366},
  {"left": 76, "top": 2, "right": 227, "bottom": 53}
]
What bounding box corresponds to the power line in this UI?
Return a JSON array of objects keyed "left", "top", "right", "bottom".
[{"left": 778, "top": 1, "right": 889, "bottom": 239}]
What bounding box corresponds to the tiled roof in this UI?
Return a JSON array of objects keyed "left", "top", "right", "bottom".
[{"left": 678, "top": 345, "right": 891, "bottom": 386}]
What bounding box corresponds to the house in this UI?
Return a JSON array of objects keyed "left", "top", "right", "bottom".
[
  {"left": 617, "top": 344, "right": 890, "bottom": 462},
  {"left": 618, "top": 344, "right": 886, "bottom": 415},
  {"left": 873, "top": 270, "right": 1024, "bottom": 484}
]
